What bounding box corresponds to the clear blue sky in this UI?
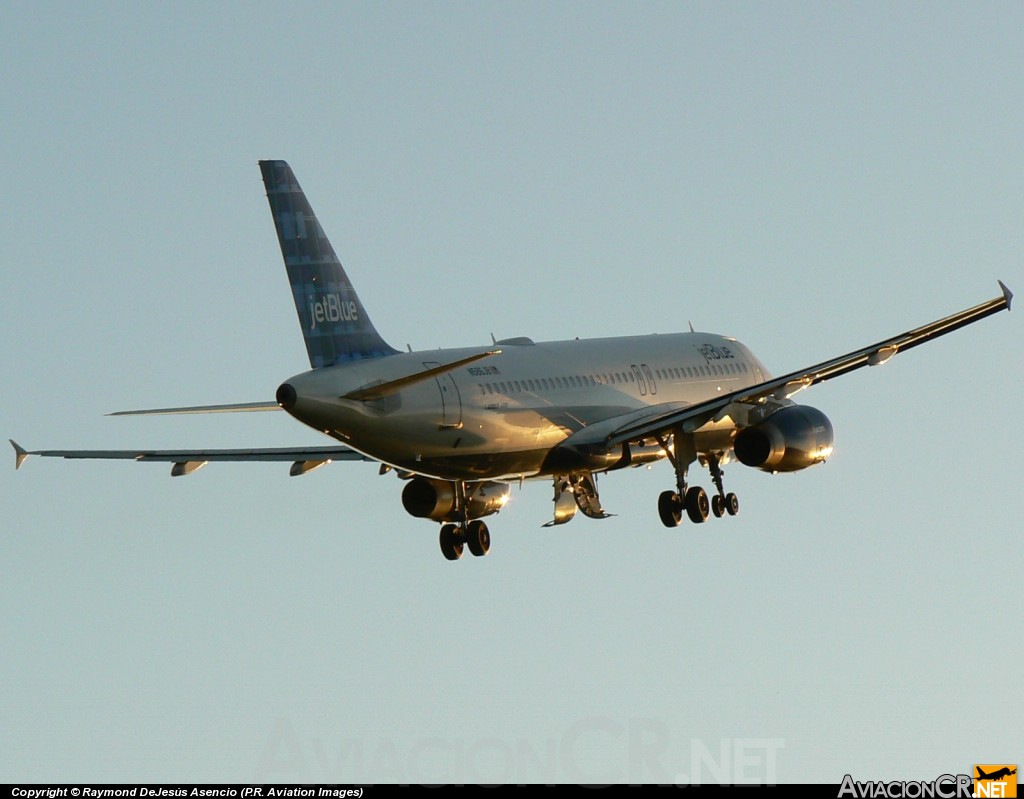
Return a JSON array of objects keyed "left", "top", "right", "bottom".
[{"left": 2, "top": 1, "right": 1021, "bottom": 783}]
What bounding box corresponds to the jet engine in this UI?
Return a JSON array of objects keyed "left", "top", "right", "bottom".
[
  {"left": 401, "top": 477, "right": 511, "bottom": 522},
  {"left": 733, "top": 405, "right": 834, "bottom": 473}
]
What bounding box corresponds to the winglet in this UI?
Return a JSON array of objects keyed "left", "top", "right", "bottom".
[
  {"left": 10, "top": 439, "right": 28, "bottom": 470},
  {"left": 999, "top": 280, "right": 1013, "bottom": 311}
]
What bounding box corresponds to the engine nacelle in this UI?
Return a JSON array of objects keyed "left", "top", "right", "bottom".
[
  {"left": 733, "top": 405, "right": 834, "bottom": 473},
  {"left": 401, "top": 477, "right": 511, "bottom": 522}
]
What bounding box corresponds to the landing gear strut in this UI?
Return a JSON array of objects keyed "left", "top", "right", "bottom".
[{"left": 655, "top": 427, "right": 696, "bottom": 528}]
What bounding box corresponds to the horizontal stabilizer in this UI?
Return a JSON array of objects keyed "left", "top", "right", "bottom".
[
  {"left": 108, "top": 401, "right": 281, "bottom": 417},
  {"left": 10, "top": 443, "right": 373, "bottom": 471},
  {"left": 342, "top": 350, "right": 501, "bottom": 401}
]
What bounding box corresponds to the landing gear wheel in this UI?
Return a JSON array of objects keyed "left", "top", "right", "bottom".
[
  {"left": 439, "top": 523, "right": 464, "bottom": 560},
  {"left": 466, "top": 519, "right": 491, "bottom": 557},
  {"left": 711, "top": 494, "right": 725, "bottom": 518},
  {"left": 658, "top": 491, "right": 683, "bottom": 527},
  {"left": 725, "top": 492, "right": 739, "bottom": 516},
  {"left": 685, "top": 486, "right": 709, "bottom": 524}
]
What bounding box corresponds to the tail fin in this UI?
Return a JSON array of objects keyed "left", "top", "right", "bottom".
[{"left": 259, "top": 160, "right": 398, "bottom": 368}]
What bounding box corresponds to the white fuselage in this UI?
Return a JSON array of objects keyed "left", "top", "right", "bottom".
[{"left": 281, "top": 332, "right": 773, "bottom": 481}]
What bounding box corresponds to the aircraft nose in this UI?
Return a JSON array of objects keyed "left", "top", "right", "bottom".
[{"left": 276, "top": 382, "right": 297, "bottom": 411}]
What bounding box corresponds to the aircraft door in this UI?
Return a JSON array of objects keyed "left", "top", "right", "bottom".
[
  {"left": 424, "top": 361, "right": 463, "bottom": 428},
  {"left": 641, "top": 363, "right": 657, "bottom": 395},
  {"left": 631, "top": 364, "right": 648, "bottom": 396}
]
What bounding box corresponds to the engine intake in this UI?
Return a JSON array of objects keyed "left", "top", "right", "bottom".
[
  {"left": 402, "top": 477, "right": 511, "bottom": 522},
  {"left": 733, "top": 405, "right": 834, "bottom": 473}
]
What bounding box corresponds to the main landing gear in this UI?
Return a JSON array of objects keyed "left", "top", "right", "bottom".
[
  {"left": 439, "top": 519, "right": 491, "bottom": 560},
  {"left": 437, "top": 481, "right": 492, "bottom": 560},
  {"left": 655, "top": 432, "right": 739, "bottom": 528}
]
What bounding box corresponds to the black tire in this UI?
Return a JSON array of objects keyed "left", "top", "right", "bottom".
[
  {"left": 685, "top": 486, "right": 709, "bottom": 524},
  {"left": 658, "top": 491, "right": 683, "bottom": 527},
  {"left": 725, "top": 492, "right": 739, "bottom": 516},
  {"left": 466, "top": 519, "right": 491, "bottom": 557},
  {"left": 439, "top": 523, "right": 464, "bottom": 560},
  {"left": 711, "top": 494, "right": 725, "bottom": 518}
]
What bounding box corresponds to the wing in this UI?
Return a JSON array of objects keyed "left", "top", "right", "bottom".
[
  {"left": 607, "top": 281, "right": 1013, "bottom": 446},
  {"left": 11, "top": 440, "right": 373, "bottom": 476}
]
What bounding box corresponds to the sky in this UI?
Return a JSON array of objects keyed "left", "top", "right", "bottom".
[{"left": 2, "top": 0, "right": 1021, "bottom": 785}]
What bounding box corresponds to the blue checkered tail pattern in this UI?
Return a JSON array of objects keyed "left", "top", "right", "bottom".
[{"left": 260, "top": 160, "right": 399, "bottom": 368}]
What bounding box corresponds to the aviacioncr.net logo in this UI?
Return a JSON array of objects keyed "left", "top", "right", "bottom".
[
  {"left": 974, "top": 765, "right": 1017, "bottom": 798},
  {"left": 838, "top": 773, "right": 973, "bottom": 798}
]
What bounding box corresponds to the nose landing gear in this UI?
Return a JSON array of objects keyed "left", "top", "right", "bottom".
[{"left": 707, "top": 452, "right": 739, "bottom": 519}]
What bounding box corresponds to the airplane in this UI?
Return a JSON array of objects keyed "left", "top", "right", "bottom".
[
  {"left": 976, "top": 767, "right": 1017, "bottom": 781},
  {"left": 11, "top": 160, "right": 1014, "bottom": 560}
]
